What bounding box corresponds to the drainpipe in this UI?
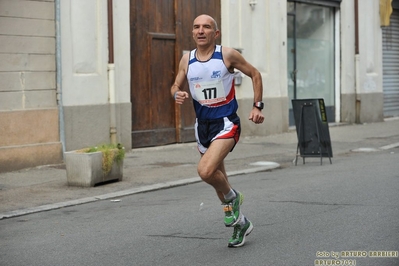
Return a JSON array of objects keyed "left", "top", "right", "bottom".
[
  {"left": 108, "top": 0, "right": 117, "bottom": 144},
  {"left": 55, "top": 0, "right": 66, "bottom": 156},
  {"left": 354, "top": 0, "right": 361, "bottom": 123}
]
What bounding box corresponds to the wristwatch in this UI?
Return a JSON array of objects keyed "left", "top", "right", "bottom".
[{"left": 253, "top": 101, "right": 264, "bottom": 110}]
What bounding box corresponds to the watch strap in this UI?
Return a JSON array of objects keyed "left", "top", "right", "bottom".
[{"left": 253, "top": 101, "right": 264, "bottom": 110}]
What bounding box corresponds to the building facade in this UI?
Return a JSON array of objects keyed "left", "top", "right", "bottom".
[
  {"left": 0, "top": 0, "right": 398, "bottom": 172},
  {"left": 0, "top": 0, "right": 62, "bottom": 172}
]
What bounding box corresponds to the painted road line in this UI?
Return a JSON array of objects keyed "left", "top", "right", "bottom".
[{"left": 380, "top": 142, "right": 399, "bottom": 150}]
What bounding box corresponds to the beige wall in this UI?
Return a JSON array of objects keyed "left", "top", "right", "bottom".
[
  {"left": 222, "top": 0, "right": 385, "bottom": 131},
  {"left": 60, "top": 0, "right": 132, "bottom": 152},
  {"left": 0, "top": 0, "right": 132, "bottom": 172},
  {"left": 222, "top": 0, "right": 289, "bottom": 136},
  {"left": 0, "top": 0, "right": 62, "bottom": 172},
  {"left": 339, "top": 0, "right": 384, "bottom": 123}
]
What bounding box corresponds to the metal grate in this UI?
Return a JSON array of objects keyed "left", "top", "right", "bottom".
[{"left": 382, "top": 8, "right": 399, "bottom": 117}]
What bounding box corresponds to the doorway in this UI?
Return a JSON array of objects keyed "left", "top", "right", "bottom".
[
  {"left": 287, "top": 1, "right": 336, "bottom": 125},
  {"left": 130, "top": 0, "right": 221, "bottom": 148}
]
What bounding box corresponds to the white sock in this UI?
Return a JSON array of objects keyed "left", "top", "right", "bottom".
[
  {"left": 238, "top": 214, "right": 246, "bottom": 227},
  {"left": 224, "top": 189, "right": 236, "bottom": 202}
]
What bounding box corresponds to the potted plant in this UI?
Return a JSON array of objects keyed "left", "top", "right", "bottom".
[{"left": 65, "top": 143, "right": 125, "bottom": 187}]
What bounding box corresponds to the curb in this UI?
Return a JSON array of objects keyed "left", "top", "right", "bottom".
[{"left": 0, "top": 163, "right": 280, "bottom": 220}]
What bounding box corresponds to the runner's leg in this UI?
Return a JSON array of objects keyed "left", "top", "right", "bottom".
[
  {"left": 198, "top": 138, "right": 243, "bottom": 227},
  {"left": 215, "top": 161, "right": 231, "bottom": 202},
  {"left": 197, "top": 138, "right": 235, "bottom": 196}
]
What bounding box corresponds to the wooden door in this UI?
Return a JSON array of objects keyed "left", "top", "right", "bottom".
[{"left": 130, "top": 0, "right": 221, "bottom": 148}]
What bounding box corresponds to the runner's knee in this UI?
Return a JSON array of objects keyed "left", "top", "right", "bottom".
[{"left": 197, "top": 165, "right": 215, "bottom": 181}]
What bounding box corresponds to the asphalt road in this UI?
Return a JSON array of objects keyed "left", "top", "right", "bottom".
[{"left": 1, "top": 150, "right": 398, "bottom": 266}]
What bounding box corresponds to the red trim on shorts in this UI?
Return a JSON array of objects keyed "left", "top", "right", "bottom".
[{"left": 215, "top": 123, "right": 240, "bottom": 143}]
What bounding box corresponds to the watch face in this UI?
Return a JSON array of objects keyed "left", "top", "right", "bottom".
[{"left": 254, "top": 102, "right": 264, "bottom": 109}]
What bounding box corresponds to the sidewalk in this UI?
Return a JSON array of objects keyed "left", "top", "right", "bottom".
[{"left": 1, "top": 118, "right": 398, "bottom": 219}]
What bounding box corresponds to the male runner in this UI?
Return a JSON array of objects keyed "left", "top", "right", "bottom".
[{"left": 170, "top": 14, "right": 264, "bottom": 247}]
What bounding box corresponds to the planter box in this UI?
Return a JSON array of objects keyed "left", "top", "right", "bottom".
[{"left": 65, "top": 150, "right": 123, "bottom": 187}]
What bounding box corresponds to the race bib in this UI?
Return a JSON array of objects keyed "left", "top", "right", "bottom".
[{"left": 194, "top": 80, "right": 226, "bottom": 105}]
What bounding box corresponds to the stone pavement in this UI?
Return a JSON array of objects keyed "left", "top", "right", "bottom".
[{"left": 1, "top": 118, "right": 398, "bottom": 219}]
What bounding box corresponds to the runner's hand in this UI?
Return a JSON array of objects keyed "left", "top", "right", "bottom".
[
  {"left": 174, "top": 91, "right": 189, "bottom": 105},
  {"left": 249, "top": 108, "right": 264, "bottom": 124}
]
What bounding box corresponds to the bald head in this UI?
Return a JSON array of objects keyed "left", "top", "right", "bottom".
[{"left": 194, "top": 14, "right": 219, "bottom": 31}]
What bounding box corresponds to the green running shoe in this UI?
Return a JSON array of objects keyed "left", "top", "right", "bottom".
[
  {"left": 228, "top": 217, "right": 253, "bottom": 248},
  {"left": 223, "top": 190, "right": 243, "bottom": 227}
]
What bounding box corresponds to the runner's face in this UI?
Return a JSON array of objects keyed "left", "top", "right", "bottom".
[{"left": 192, "top": 16, "right": 219, "bottom": 46}]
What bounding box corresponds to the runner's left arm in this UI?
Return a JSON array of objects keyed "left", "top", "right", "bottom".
[{"left": 223, "top": 47, "right": 264, "bottom": 124}]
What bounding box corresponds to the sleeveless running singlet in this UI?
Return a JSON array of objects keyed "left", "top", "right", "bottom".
[{"left": 187, "top": 45, "right": 238, "bottom": 120}]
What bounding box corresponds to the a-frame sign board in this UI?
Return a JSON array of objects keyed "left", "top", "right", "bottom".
[{"left": 292, "top": 99, "right": 333, "bottom": 165}]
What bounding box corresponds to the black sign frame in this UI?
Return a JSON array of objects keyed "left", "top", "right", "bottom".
[{"left": 292, "top": 98, "right": 333, "bottom": 165}]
